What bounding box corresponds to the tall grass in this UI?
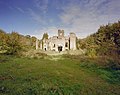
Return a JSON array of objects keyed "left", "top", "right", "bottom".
[{"left": 0, "top": 54, "right": 120, "bottom": 95}]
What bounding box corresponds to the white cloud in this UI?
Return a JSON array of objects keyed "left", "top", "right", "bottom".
[
  {"left": 34, "top": 0, "right": 48, "bottom": 13},
  {"left": 27, "top": 8, "right": 46, "bottom": 24},
  {"left": 59, "top": 0, "right": 120, "bottom": 38},
  {"left": 29, "top": 0, "right": 120, "bottom": 39},
  {"left": 85, "top": 0, "right": 107, "bottom": 7},
  {"left": 32, "top": 27, "right": 58, "bottom": 39},
  {"left": 100, "top": 0, "right": 120, "bottom": 15},
  {"left": 16, "top": 7, "right": 25, "bottom": 13},
  {"left": 32, "top": 26, "right": 77, "bottom": 39}
]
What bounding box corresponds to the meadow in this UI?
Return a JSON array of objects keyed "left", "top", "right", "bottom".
[{"left": 0, "top": 54, "right": 120, "bottom": 95}]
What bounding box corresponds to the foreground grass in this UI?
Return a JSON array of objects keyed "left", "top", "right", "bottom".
[{"left": 0, "top": 54, "right": 120, "bottom": 95}]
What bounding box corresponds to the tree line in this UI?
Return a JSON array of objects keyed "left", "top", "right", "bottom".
[
  {"left": 0, "top": 30, "right": 37, "bottom": 55},
  {"left": 0, "top": 21, "right": 120, "bottom": 58},
  {"left": 77, "top": 21, "right": 120, "bottom": 59}
]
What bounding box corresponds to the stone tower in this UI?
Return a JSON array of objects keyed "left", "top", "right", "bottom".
[
  {"left": 69, "top": 33, "right": 76, "bottom": 50},
  {"left": 41, "top": 30, "right": 77, "bottom": 51},
  {"left": 58, "top": 29, "right": 64, "bottom": 37}
]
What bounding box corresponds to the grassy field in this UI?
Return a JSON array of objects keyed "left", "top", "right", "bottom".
[{"left": 0, "top": 54, "right": 120, "bottom": 95}]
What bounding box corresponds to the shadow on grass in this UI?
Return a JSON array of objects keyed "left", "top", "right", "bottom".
[
  {"left": 0, "top": 54, "right": 14, "bottom": 63},
  {"left": 79, "top": 58, "right": 120, "bottom": 84},
  {"left": 63, "top": 54, "right": 120, "bottom": 84}
]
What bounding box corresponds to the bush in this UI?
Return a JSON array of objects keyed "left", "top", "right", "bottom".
[
  {"left": 105, "top": 59, "right": 120, "bottom": 70},
  {"left": 5, "top": 32, "right": 23, "bottom": 55},
  {"left": 85, "top": 49, "right": 97, "bottom": 58}
]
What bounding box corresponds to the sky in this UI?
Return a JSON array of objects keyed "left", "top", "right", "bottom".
[{"left": 0, "top": 0, "right": 120, "bottom": 39}]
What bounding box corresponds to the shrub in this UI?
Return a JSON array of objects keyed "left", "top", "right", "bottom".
[
  {"left": 5, "top": 32, "right": 23, "bottom": 55},
  {"left": 85, "top": 48, "right": 97, "bottom": 58}
]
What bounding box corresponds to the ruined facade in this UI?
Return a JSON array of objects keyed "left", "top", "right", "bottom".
[{"left": 39, "top": 30, "right": 76, "bottom": 52}]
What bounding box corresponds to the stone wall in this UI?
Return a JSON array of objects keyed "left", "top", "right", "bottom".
[{"left": 40, "top": 30, "right": 76, "bottom": 51}]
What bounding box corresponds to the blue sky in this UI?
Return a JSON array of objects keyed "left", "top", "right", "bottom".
[{"left": 0, "top": 0, "right": 120, "bottom": 38}]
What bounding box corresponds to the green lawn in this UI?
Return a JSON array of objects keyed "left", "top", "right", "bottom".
[{"left": 0, "top": 54, "right": 120, "bottom": 95}]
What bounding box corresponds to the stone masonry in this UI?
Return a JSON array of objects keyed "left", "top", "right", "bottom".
[{"left": 37, "top": 30, "right": 76, "bottom": 52}]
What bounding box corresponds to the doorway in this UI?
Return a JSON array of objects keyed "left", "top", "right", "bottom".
[
  {"left": 45, "top": 48, "right": 46, "bottom": 51},
  {"left": 58, "top": 46, "right": 62, "bottom": 52}
]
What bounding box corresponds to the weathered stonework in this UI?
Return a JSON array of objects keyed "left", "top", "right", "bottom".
[{"left": 39, "top": 30, "right": 76, "bottom": 52}]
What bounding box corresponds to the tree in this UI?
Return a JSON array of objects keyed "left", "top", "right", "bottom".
[
  {"left": 0, "top": 29, "right": 7, "bottom": 50},
  {"left": 77, "top": 21, "right": 120, "bottom": 58},
  {"left": 31, "top": 36, "right": 37, "bottom": 48},
  {"left": 42, "top": 33, "right": 48, "bottom": 40},
  {"left": 6, "top": 32, "right": 23, "bottom": 54},
  {"left": 0, "top": 29, "right": 39, "bottom": 54}
]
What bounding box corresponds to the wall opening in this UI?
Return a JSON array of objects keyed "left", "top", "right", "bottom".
[
  {"left": 65, "top": 42, "right": 68, "bottom": 47},
  {"left": 69, "top": 38, "right": 70, "bottom": 50},
  {"left": 45, "top": 48, "right": 46, "bottom": 51},
  {"left": 58, "top": 46, "right": 62, "bottom": 52}
]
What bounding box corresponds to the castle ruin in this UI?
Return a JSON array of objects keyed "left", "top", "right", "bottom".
[{"left": 37, "top": 30, "right": 76, "bottom": 52}]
